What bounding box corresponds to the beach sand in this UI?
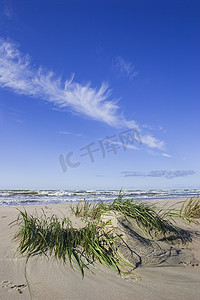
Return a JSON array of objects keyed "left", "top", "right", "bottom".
[{"left": 0, "top": 199, "right": 200, "bottom": 300}]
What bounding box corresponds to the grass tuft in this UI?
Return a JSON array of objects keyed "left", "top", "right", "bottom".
[
  {"left": 71, "top": 192, "right": 183, "bottom": 240},
  {"left": 180, "top": 197, "right": 200, "bottom": 224},
  {"left": 13, "top": 210, "right": 130, "bottom": 277},
  {"left": 70, "top": 201, "right": 108, "bottom": 221},
  {"left": 109, "top": 196, "right": 182, "bottom": 239},
  {"left": 13, "top": 192, "right": 194, "bottom": 278}
]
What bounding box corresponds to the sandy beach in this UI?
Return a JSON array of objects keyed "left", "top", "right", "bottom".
[{"left": 0, "top": 199, "right": 200, "bottom": 300}]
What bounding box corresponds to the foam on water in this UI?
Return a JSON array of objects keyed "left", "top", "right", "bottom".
[{"left": 0, "top": 189, "right": 199, "bottom": 206}]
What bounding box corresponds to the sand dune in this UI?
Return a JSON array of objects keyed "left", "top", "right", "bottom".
[{"left": 0, "top": 200, "right": 200, "bottom": 300}]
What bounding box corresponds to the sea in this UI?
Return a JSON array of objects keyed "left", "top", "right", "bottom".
[{"left": 0, "top": 189, "right": 199, "bottom": 206}]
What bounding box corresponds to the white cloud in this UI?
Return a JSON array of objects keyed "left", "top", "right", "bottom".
[
  {"left": 148, "top": 170, "right": 195, "bottom": 179},
  {"left": 141, "top": 135, "right": 165, "bottom": 150},
  {"left": 122, "top": 169, "right": 195, "bottom": 179},
  {"left": 115, "top": 56, "right": 137, "bottom": 80},
  {"left": 0, "top": 39, "right": 138, "bottom": 129},
  {"left": 0, "top": 39, "right": 164, "bottom": 150},
  {"left": 162, "top": 153, "right": 172, "bottom": 158},
  {"left": 104, "top": 140, "right": 139, "bottom": 150}
]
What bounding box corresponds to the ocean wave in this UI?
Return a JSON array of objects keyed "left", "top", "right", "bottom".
[{"left": 0, "top": 189, "right": 199, "bottom": 206}]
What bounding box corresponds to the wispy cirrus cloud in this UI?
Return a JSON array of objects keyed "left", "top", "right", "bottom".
[
  {"left": 0, "top": 39, "right": 137, "bottom": 129},
  {"left": 162, "top": 153, "right": 172, "bottom": 158},
  {"left": 115, "top": 56, "right": 137, "bottom": 80},
  {"left": 140, "top": 135, "right": 165, "bottom": 149},
  {"left": 122, "top": 170, "right": 195, "bottom": 179},
  {"left": 0, "top": 39, "right": 164, "bottom": 150}
]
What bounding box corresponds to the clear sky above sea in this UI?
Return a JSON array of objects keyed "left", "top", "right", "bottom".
[{"left": 0, "top": 0, "right": 199, "bottom": 190}]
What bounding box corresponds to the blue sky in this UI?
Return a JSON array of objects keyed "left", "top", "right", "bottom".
[{"left": 0, "top": 0, "right": 199, "bottom": 190}]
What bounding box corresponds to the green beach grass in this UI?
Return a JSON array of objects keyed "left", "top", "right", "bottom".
[
  {"left": 180, "top": 196, "right": 200, "bottom": 224},
  {"left": 12, "top": 194, "right": 200, "bottom": 277}
]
